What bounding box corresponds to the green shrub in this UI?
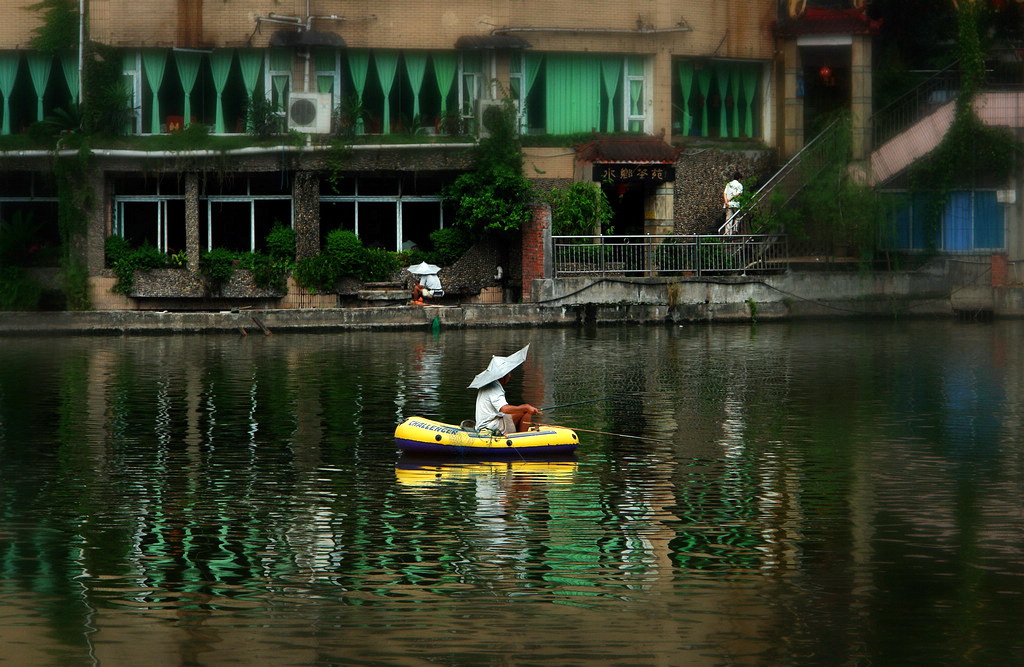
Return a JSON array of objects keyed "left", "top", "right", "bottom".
[
  {"left": 547, "top": 181, "right": 614, "bottom": 235},
  {"left": 0, "top": 266, "right": 42, "bottom": 310},
  {"left": 429, "top": 227, "right": 470, "bottom": 265},
  {"left": 265, "top": 223, "right": 296, "bottom": 259},
  {"left": 199, "top": 248, "right": 238, "bottom": 293},
  {"left": 110, "top": 242, "right": 168, "bottom": 294},
  {"left": 325, "top": 229, "right": 365, "bottom": 277},
  {"left": 104, "top": 235, "right": 131, "bottom": 267},
  {"left": 247, "top": 253, "right": 291, "bottom": 292},
  {"left": 294, "top": 254, "right": 338, "bottom": 294},
  {"left": 359, "top": 247, "right": 400, "bottom": 282},
  {"left": 0, "top": 211, "right": 41, "bottom": 267}
]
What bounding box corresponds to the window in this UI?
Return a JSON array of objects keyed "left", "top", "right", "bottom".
[
  {"left": 675, "top": 59, "right": 763, "bottom": 139},
  {"left": 111, "top": 177, "right": 185, "bottom": 253},
  {"left": 459, "top": 52, "right": 485, "bottom": 119},
  {"left": 520, "top": 53, "right": 650, "bottom": 135},
  {"left": 320, "top": 175, "right": 448, "bottom": 252},
  {"left": 887, "top": 190, "right": 1003, "bottom": 252},
  {"left": 0, "top": 173, "right": 59, "bottom": 265}
]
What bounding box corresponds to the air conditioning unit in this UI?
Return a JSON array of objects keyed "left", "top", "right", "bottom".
[
  {"left": 475, "top": 98, "right": 504, "bottom": 138},
  {"left": 287, "top": 92, "right": 332, "bottom": 133}
]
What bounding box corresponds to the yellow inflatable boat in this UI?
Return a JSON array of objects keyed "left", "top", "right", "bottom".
[{"left": 394, "top": 416, "right": 579, "bottom": 458}]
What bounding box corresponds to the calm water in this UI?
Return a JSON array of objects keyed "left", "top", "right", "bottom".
[{"left": 1, "top": 321, "right": 1022, "bottom": 665}]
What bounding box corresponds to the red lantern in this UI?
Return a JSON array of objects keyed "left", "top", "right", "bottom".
[{"left": 819, "top": 65, "right": 832, "bottom": 81}]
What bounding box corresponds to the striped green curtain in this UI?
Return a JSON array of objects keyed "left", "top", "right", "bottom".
[
  {"left": 601, "top": 57, "right": 621, "bottom": 132},
  {"left": 678, "top": 61, "right": 694, "bottom": 137},
  {"left": 209, "top": 49, "right": 233, "bottom": 133},
  {"left": 175, "top": 51, "right": 201, "bottom": 127},
  {"left": 142, "top": 49, "right": 167, "bottom": 133},
  {"left": 731, "top": 66, "right": 742, "bottom": 137},
  {"left": 61, "top": 52, "right": 78, "bottom": 104},
  {"left": 373, "top": 50, "right": 399, "bottom": 133},
  {"left": 432, "top": 53, "right": 457, "bottom": 112},
  {"left": 270, "top": 49, "right": 290, "bottom": 110},
  {"left": 238, "top": 49, "right": 263, "bottom": 131},
  {"left": 347, "top": 50, "right": 370, "bottom": 132},
  {"left": 405, "top": 51, "right": 428, "bottom": 122},
  {"left": 743, "top": 64, "right": 759, "bottom": 137},
  {"left": 0, "top": 54, "right": 17, "bottom": 135},
  {"left": 716, "top": 65, "right": 730, "bottom": 138},
  {"left": 545, "top": 53, "right": 601, "bottom": 134},
  {"left": 27, "top": 54, "right": 52, "bottom": 121},
  {"left": 314, "top": 49, "right": 336, "bottom": 94},
  {"left": 237, "top": 49, "right": 262, "bottom": 101},
  {"left": 696, "top": 66, "right": 711, "bottom": 136}
]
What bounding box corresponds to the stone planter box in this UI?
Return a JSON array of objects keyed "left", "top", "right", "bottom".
[{"left": 130, "top": 268, "right": 285, "bottom": 299}]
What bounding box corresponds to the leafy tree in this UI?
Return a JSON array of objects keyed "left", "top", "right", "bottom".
[
  {"left": 546, "top": 181, "right": 614, "bottom": 235},
  {"left": 443, "top": 97, "right": 534, "bottom": 235}
]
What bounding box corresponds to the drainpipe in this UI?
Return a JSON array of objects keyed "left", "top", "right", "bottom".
[
  {"left": 491, "top": 23, "right": 692, "bottom": 36},
  {"left": 78, "top": 0, "right": 84, "bottom": 105}
]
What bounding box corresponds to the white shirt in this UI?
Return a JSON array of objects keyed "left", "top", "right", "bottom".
[
  {"left": 723, "top": 179, "right": 743, "bottom": 209},
  {"left": 474, "top": 381, "right": 507, "bottom": 431},
  {"left": 419, "top": 273, "right": 441, "bottom": 291}
]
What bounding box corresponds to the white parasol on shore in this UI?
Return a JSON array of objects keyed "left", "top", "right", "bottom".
[
  {"left": 406, "top": 261, "right": 441, "bottom": 276},
  {"left": 467, "top": 344, "right": 530, "bottom": 389}
]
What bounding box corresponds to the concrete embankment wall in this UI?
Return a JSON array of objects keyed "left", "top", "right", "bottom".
[{"left": 2, "top": 267, "right": 1023, "bottom": 335}]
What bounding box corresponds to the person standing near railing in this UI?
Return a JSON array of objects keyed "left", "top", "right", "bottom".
[{"left": 722, "top": 171, "right": 743, "bottom": 235}]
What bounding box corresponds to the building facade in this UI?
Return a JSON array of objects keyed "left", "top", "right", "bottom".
[{"left": 1, "top": 1, "right": 878, "bottom": 308}]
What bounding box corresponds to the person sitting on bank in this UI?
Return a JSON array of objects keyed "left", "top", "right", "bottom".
[
  {"left": 412, "top": 272, "right": 442, "bottom": 303},
  {"left": 475, "top": 372, "right": 541, "bottom": 434}
]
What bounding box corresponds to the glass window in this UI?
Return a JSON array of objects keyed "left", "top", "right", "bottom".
[
  {"left": 357, "top": 202, "right": 398, "bottom": 250},
  {"left": 401, "top": 201, "right": 443, "bottom": 252},
  {"left": 319, "top": 201, "right": 356, "bottom": 247}
]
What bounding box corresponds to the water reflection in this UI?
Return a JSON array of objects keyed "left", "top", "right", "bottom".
[{"left": 1, "top": 322, "right": 1023, "bottom": 663}]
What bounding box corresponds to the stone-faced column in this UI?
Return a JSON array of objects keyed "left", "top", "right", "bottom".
[
  {"left": 185, "top": 172, "right": 200, "bottom": 273},
  {"left": 851, "top": 34, "right": 873, "bottom": 161},
  {"left": 293, "top": 171, "right": 320, "bottom": 260},
  {"left": 780, "top": 37, "right": 804, "bottom": 160}
]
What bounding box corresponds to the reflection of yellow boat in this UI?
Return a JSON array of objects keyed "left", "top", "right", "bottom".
[
  {"left": 394, "top": 416, "right": 579, "bottom": 458},
  {"left": 396, "top": 459, "right": 579, "bottom": 486}
]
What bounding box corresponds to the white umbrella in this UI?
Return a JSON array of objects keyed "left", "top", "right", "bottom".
[
  {"left": 407, "top": 261, "right": 441, "bottom": 276},
  {"left": 467, "top": 344, "right": 530, "bottom": 389}
]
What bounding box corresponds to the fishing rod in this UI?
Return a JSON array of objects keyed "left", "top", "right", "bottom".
[
  {"left": 539, "top": 397, "right": 610, "bottom": 412},
  {"left": 538, "top": 420, "right": 674, "bottom": 444}
]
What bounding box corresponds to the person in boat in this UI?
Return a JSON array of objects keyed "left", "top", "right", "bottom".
[
  {"left": 412, "top": 271, "right": 442, "bottom": 303},
  {"left": 469, "top": 344, "right": 540, "bottom": 434},
  {"left": 474, "top": 372, "right": 541, "bottom": 434}
]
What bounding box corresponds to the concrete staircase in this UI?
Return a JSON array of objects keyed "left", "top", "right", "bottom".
[{"left": 870, "top": 92, "right": 1024, "bottom": 184}]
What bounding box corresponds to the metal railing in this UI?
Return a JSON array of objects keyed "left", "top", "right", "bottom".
[
  {"left": 718, "top": 117, "right": 844, "bottom": 239},
  {"left": 552, "top": 234, "right": 789, "bottom": 277},
  {"left": 871, "top": 60, "right": 963, "bottom": 149}
]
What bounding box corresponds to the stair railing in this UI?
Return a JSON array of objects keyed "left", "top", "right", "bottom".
[{"left": 870, "top": 59, "right": 962, "bottom": 149}]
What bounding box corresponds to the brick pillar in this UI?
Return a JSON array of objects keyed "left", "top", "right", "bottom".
[
  {"left": 521, "top": 204, "right": 551, "bottom": 302},
  {"left": 992, "top": 253, "right": 1008, "bottom": 287}
]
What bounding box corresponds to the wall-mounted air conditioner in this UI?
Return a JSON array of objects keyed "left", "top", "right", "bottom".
[
  {"left": 287, "top": 92, "right": 333, "bottom": 133},
  {"left": 475, "top": 98, "right": 504, "bottom": 138}
]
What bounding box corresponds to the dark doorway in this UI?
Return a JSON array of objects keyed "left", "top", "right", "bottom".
[
  {"left": 602, "top": 181, "right": 646, "bottom": 235},
  {"left": 799, "top": 45, "right": 851, "bottom": 136}
]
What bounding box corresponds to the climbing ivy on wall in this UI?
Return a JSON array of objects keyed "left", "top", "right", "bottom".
[{"left": 907, "top": 0, "right": 1021, "bottom": 248}]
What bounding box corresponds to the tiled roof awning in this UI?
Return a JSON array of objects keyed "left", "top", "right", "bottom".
[
  {"left": 270, "top": 29, "right": 346, "bottom": 48},
  {"left": 775, "top": 8, "right": 882, "bottom": 38},
  {"left": 576, "top": 136, "right": 680, "bottom": 164},
  {"left": 455, "top": 35, "right": 532, "bottom": 50}
]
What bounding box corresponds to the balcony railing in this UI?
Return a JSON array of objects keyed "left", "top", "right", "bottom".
[{"left": 552, "top": 235, "right": 789, "bottom": 278}]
